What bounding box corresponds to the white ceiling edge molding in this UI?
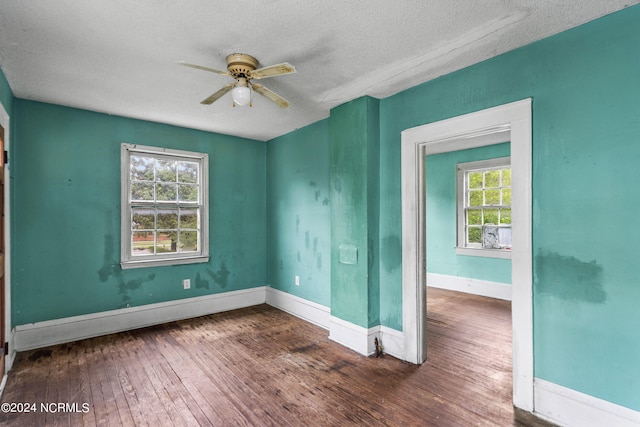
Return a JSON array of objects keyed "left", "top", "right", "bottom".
[{"left": 318, "top": 11, "right": 527, "bottom": 106}]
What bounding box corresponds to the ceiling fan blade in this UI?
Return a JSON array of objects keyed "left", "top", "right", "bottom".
[
  {"left": 252, "top": 83, "right": 291, "bottom": 108},
  {"left": 201, "top": 84, "right": 234, "bottom": 105},
  {"left": 250, "top": 63, "right": 296, "bottom": 79},
  {"left": 177, "top": 61, "right": 229, "bottom": 76}
]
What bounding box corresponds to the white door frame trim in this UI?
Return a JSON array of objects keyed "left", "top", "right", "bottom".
[
  {"left": 0, "top": 100, "right": 12, "bottom": 380},
  {"left": 400, "top": 98, "right": 533, "bottom": 411}
]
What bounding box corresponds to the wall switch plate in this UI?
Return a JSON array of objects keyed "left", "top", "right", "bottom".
[
  {"left": 295, "top": 275, "right": 300, "bottom": 286},
  {"left": 183, "top": 279, "right": 190, "bottom": 289}
]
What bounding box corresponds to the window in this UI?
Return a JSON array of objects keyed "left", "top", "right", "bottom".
[
  {"left": 121, "top": 144, "right": 209, "bottom": 269},
  {"left": 456, "top": 157, "right": 511, "bottom": 259}
]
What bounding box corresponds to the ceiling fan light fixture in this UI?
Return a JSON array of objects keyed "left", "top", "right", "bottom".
[
  {"left": 232, "top": 78, "right": 251, "bottom": 107},
  {"left": 232, "top": 86, "right": 251, "bottom": 106}
]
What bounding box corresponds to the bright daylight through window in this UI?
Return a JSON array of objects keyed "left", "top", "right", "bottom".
[
  {"left": 121, "top": 144, "right": 209, "bottom": 269},
  {"left": 457, "top": 157, "right": 511, "bottom": 259}
]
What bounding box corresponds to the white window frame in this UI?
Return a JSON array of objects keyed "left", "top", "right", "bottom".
[
  {"left": 121, "top": 143, "right": 209, "bottom": 269},
  {"left": 456, "top": 156, "right": 511, "bottom": 259}
]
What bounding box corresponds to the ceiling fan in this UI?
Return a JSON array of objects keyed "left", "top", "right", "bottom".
[{"left": 178, "top": 53, "right": 296, "bottom": 108}]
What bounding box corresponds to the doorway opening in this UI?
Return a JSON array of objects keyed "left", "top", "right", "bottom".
[{"left": 400, "top": 99, "right": 533, "bottom": 411}]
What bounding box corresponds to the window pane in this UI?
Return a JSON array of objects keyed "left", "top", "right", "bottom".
[
  {"left": 157, "top": 209, "right": 178, "bottom": 230},
  {"left": 500, "top": 208, "right": 512, "bottom": 224},
  {"left": 468, "top": 227, "right": 482, "bottom": 244},
  {"left": 132, "top": 209, "right": 155, "bottom": 230},
  {"left": 131, "top": 182, "right": 154, "bottom": 201},
  {"left": 156, "top": 183, "right": 177, "bottom": 201},
  {"left": 484, "top": 208, "right": 499, "bottom": 224},
  {"left": 157, "top": 232, "right": 177, "bottom": 253},
  {"left": 130, "top": 156, "right": 154, "bottom": 181},
  {"left": 484, "top": 170, "right": 500, "bottom": 188},
  {"left": 485, "top": 189, "right": 501, "bottom": 205},
  {"left": 502, "top": 168, "right": 511, "bottom": 186},
  {"left": 469, "top": 190, "right": 483, "bottom": 206},
  {"left": 499, "top": 227, "right": 512, "bottom": 247},
  {"left": 468, "top": 171, "right": 483, "bottom": 189},
  {"left": 178, "top": 184, "right": 198, "bottom": 202},
  {"left": 468, "top": 210, "right": 482, "bottom": 225},
  {"left": 132, "top": 231, "right": 155, "bottom": 255},
  {"left": 156, "top": 160, "right": 176, "bottom": 182},
  {"left": 179, "top": 231, "right": 198, "bottom": 252},
  {"left": 178, "top": 161, "right": 198, "bottom": 184},
  {"left": 502, "top": 188, "right": 511, "bottom": 205},
  {"left": 180, "top": 209, "right": 198, "bottom": 229}
]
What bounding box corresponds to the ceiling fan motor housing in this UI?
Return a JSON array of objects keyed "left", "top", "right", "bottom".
[{"left": 226, "top": 53, "right": 258, "bottom": 78}]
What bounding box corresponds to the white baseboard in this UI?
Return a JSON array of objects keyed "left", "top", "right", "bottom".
[
  {"left": 265, "top": 287, "right": 330, "bottom": 330},
  {"left": 13, "top": 287, "right": 267, "bottom": 351},
  {"left": 378, "top": 325, "right": 404, "bottom": 360},
  {"left": 534, "top": 378, "right": 640, "bottom": 427},
  {"left": 329, "top": 316, "right": 377, "bottom": 356},
  {"left": 427, "top": 272, "right": 511, "bottom": 301},
  {"left": 12, "top": 285, "right": 407, "bottom": 368},
  {"left": 328, "top": 316, "right": 405, "bottom": 360}
]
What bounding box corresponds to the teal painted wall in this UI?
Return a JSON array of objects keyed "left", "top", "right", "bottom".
[
  {"left": 426, "top": 143, "right": 511, "bottom": 284},
  {"left": 5, "top": 3, "right": 640, "bottom": 414},
  {"left": 11, "top": 100, "right": 266, "bottom": 326},
  {"left": 330, "top": 97, "right": 380, "bottom": 328},
  {"left": 378, "top": 6, "right": 640, "bottom": 411},
  {"left": 266, "top": 119, "right": 331, "bottom": 306}
]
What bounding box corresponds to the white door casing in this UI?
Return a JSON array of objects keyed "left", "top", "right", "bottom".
[{"left": 400, "top": 99, "right": 533, "bottom": 411}]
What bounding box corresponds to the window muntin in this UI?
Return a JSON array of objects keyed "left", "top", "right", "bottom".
[
  {"left": 457, "top": 157, "right": 511, "bottom": 258},
  {"left": 121, "top": 144, "right": 209, "bottom": 269}
]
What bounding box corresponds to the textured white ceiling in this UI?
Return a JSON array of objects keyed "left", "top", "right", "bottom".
[{"left": 0, "top": 1, "right": 637, "bottom": 141}]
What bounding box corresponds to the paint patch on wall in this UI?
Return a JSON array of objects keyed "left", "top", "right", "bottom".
[
  {"left": 208, "top": 262, "right": 230, "bottom": 288},
  {"left": 195, "top": 272, "right": 209, "bottom": 289},
  {"left": 119, "top": 273, "right": 156, "bottom": 303},
  {"left": 98, "top": 234, "right": 118, "bottom": 282},
  {"left": 339, "top": 244, "right": 358, "bottom": 265},
  {"left": 535, "top": 250, "right": 606, "bottom": 303}
]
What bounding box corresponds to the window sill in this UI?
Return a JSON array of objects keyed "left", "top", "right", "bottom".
[
  {"left": 121, "top": 255, "right": 210, "bottom": 270},
  {"left": 455, "top": 247, "right": 512, "bottom": 259}
]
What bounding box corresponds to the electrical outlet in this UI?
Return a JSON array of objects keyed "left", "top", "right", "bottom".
[
  {"left": 295, "top": 275, "right": 300, "bottom": 286},
  {"left": 183, "top": 279, "right": 191, "bottom": 289}
]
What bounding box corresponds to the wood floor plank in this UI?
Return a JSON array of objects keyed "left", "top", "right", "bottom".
[{"left": 0, "top": 288, "right": 531, "bottom": 426}]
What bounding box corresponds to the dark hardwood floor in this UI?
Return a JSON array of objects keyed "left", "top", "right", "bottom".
[{"left": 0, "top": 287, "right": 527, "bottom": 426}]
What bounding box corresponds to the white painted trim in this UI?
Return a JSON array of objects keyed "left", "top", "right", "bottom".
[
  {"left": 0, "top": 101, "right": 11, "bottom": 387},
  {"left": 265, "top": 288, "right": 406, "bottom": 360},
  {"left": 328, "top": 316, "right": 378, "bottom": 356},
  {"left": 534, "top": 378, "right": 640, "bottom": 427},
  {"left": 379, "top": 326, "right": 404, "bottom": 360},
  {"left": 427, "top": 273, "right": 511, "bottom": 301},
  {"left": 401, "top": 99, "right": 533, "bottom": 411},
  {"left": 13, "top": 287, "right": 267, "bottom": 351},
  {"left": 265, "top": 287, "right": 330, "bottom": 330},
  {"left": 455, "top": 246, "right": 512, "bottom": 259},
  {"left": 120, "top": 143, "right": 210, "bottom": 270}
]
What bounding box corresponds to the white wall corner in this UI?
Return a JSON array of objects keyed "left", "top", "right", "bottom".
[
  {"left": 13, "top": 286, "right": 267, "bottom": 352},
  {"left": 534, "top": 378, "right": 640, "bottom": 427},
  {"left": 265, "top": 287, "right": 330, "bottom": 330},
  {"left": 426, "top": 273, "right": 512, "bottom": 301}
]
